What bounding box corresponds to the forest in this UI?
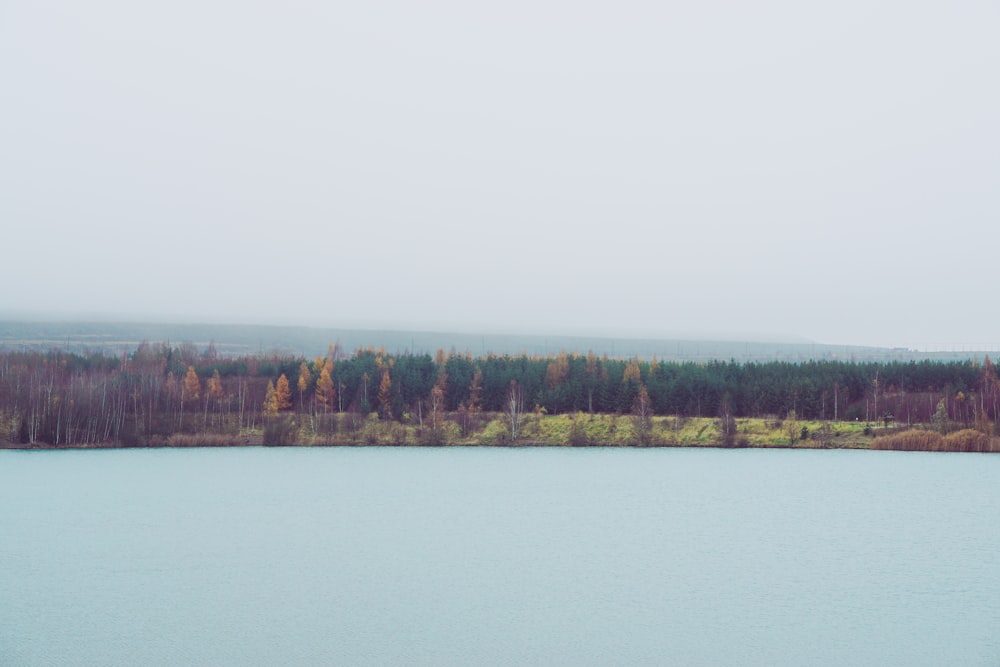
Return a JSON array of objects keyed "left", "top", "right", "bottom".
[{"left": 1, "top": 342, "right": 998, "bottom": 449}]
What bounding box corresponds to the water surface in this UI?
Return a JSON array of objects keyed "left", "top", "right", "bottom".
[{"left": 1, "top": 447, "right": 998, "bottom": 666}]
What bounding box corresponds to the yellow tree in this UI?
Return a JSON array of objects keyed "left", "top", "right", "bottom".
[
  {"left": 206, "top": 369, "right": 223, "bottom": 428},
  {"left": 430, "top": 383, "right": 445, "bottom": 432},
  {"left": 207, "top": 369, "right": 223, "bottom": 401},
  {"left": 316, "top": 366, "right": 335, "bottom": 413},
  {"left": 297, "top": 362, "right": 312, "bottom": 411},
  {"left": 182, "top": 365, "right": 200, "bottom": 410},
  {"left": 429, "top": 370, "right": 447, "bottom": 431},
  {"left": 378, "top": 369, "right": 392, "bottom": 420},
  {"left": 545, "top": 352, "right": 570, "bottom": 389},
  {"left": 264, "top": 380, "right": 278, "bottom": 417},
  {"left": 276, "top": 374, "right": 293, "bottom": 411}
]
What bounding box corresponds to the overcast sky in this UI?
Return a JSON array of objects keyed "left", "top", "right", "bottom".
[{"left": 2, "top": 1, "right": 997, "bottom": 349}]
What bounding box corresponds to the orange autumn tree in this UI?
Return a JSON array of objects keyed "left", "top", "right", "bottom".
[
  {"left": 276, "top": 374, "right": 293, "bottom": 411},
  {"left": 378, "top": 369, "right": 392, "bottom": 419},
  {"left": 316, "top": 366, "right": 335, "bottom": 413},
  {"left": 207, "top": 369, "right": 223, "bottom": 401},
  {"left": 545, "top": 352, "right": 570, "bottom": 389},
  {"left": 205, "top": 369, "right": 224, "bottom": 428},
  {"left": 263, "top": 380, "right": 278, "bottom": 417},
  {"left": 183, "top": 366, "right": 201, "bottom": 402},
  {"left": 297, "top": 362, "right": 312, "bottom": 411}
]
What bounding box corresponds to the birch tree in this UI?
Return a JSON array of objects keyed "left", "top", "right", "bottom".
[{"left": 506, "top": 380, "right": 525, "bottom": 440}]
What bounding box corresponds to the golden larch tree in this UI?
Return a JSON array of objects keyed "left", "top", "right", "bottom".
[
  {"left": 316, "top": 366, "right": 335, "bottom": 412},
  {"left": 207, "top": 370, "right": 223, "bottom": 400},
  {"left": 183, "top": 366, "right": 200, "bottom": 405},
  {"left": 430, "top": 382, "right": 445, "bottom": 432},
  {"left": 264, "top": 380, "right": 278, "bottom": 417},
  {"left": 297, "top": 362, "right": 312, "bottom": 410},
  {"left": 546, "top": 352, "right": 570, "bottom": 389},
  {"left": 378, "top": 369, "right": 392, "bottom": 420},
  {"left": 276, "top": 374, "right": 293, "bottom": 411}
]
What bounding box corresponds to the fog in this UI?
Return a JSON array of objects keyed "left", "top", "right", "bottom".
[{"left": 2, "top": 1, "right": 997, "bottom": 349}]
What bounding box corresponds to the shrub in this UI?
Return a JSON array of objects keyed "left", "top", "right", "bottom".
[
  {"left": 568, "top": 413, "right": 592, "bottom": 446},
  {"left": 263, "top": 417, "right": 298, "bottom": 446}
]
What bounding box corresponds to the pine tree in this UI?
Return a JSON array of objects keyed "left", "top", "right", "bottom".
[{"left": 469, "top": 367, "right": 483, "bottom": 414}]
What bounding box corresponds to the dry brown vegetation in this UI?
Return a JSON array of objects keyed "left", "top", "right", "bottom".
[{"left": 871, "top": 428, "right": 1000, "bottom": 453}]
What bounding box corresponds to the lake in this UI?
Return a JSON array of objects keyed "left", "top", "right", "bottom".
[{"left": 1, "top": 446, "right": 998, "bottom": 666}]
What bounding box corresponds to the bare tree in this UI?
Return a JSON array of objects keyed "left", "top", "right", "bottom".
[
  {"left": 632, "top": 382, "right": 654, "bottom": 445},
  {"left": 506, "top": 380, "right": 525, "bottom": 440}
]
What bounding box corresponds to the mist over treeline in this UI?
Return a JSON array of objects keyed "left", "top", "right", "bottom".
[
  {"left": 0, "top": 319, "right": 986, "bottom": 363},
  {"left": 2, "top": 342, "right": 997, "bottom": 447}
]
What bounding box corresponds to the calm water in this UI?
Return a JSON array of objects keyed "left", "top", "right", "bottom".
[{"left": 1, "top": 446, "right": 998, "bottom": 666}]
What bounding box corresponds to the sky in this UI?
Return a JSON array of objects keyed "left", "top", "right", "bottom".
[{"left": 1, "top": 1, "right": 997, "bottom": 349}]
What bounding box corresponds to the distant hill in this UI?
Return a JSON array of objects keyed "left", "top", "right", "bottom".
[{"left": 0, "top": 319, "right": 993, "bottom": 363}]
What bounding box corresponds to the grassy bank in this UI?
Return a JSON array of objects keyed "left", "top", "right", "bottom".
[
  {"left": 170, "top": 413, "right": 878, "bottom": 449},
  {"left": 9, "top": 413, "right": 996, "bottom": 452}
]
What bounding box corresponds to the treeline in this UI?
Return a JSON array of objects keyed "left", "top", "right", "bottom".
[{"left": 1, "top": 342, "right": 998, "bottom": 446}]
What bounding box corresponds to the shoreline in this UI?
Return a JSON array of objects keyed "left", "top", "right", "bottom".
[{"left": 0, "top": 440, "right": 881, "bottom": 452}]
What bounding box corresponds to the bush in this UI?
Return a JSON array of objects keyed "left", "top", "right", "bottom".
[
  {"left": 418, "top": 427, "right": 446, "bottom": 446},
  {"left": 568, "top": 414, "right": 592, "bottom": 446},
  {"left": 263, "top": 417, "right": 298, "bottom": 446},
  {"left": 418, "top": 421, "right": 460, "bottom": 446}
]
